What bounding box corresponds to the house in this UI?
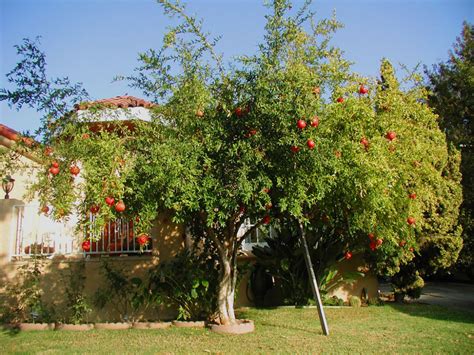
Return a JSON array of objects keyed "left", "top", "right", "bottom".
[{"left": 0, "top": 96, "right": 378, "bottom": 321}]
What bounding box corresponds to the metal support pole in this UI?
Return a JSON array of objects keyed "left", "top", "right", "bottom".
[{"left": 298, "top": 221, "right": 330, "bottom": 336}]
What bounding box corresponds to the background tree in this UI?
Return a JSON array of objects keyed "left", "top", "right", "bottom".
[{"left": 426, "top": 22, "right": 473, "bottom": 279}]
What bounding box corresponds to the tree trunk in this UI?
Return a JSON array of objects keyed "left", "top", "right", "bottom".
[
  {"left": 216, "top": 246, "right": 238, "bottom": 325},
  {"left": 217, "top": 254, "right": 238, "bottom": 325}
]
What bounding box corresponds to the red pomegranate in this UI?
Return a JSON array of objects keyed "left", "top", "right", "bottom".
[
  {"left": 115, "top": 201, "right": 126, "bottom": 213},
  {"left": 49, "top": 167, "right": 60, "bottom": 175},
  {"left": 137, "top": 234, "right": 149, "bottom": 246},
  {"left": 82, "top": 240, "right": 91, "bottom": 252},
  {"left": 310, "top": 115, "right": 319, "bottom": 127},
  {"left": 105, "top": 196, "right": 115, "bottom": 206},
  {"left": 386, "top": 131, "right": 397, "bottom": 141},
  {"left": 262, "top": 215, "right": 271, "bottom": 225},
  {"left": 70, "top": 165, "right": 80, "bottom": 176},
  {"left": 369, "top": 241, "right": 377, "bottom": 251}
]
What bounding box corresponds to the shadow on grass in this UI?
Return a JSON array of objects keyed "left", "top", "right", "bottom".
[
  {"left": 387, "top": 302, "right": 474, "bottom": 325},
  {"left": 257, "top": 321, "right": 323, "bottom": 335},
  {"left": 1, "top": 326, "right": 21, "bottom": 337},
  {"left": 236, "top": 308, "right": 323, "bottom": 335}
]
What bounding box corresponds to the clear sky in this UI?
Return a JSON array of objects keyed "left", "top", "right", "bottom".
[{"left": 1, "top": 0, "right": 473, "bottom": 133}]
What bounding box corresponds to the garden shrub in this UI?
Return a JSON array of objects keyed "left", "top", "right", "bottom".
[
  {"left": 349, "top": 296, "right": 362, "bottom": 308},
  {"left": 368, "top": 297, "right": 384, "bottom": 306},
  {"left": 148, "top": 249, "right": 218, "bottom": 321},
  {"left": 322, "top": 296, "right": 344, "bottom": 307},
  {"left": 252, "top": 217, "right": 364, "bottom": 307},
  {"left": 391, "top": 263, "right": 425, "bottom": 302},
  {"left": 94, "top": 261, "right": 154, "bottom": 322},
  {"left": 61, "top": 261, "right": 91, "bottom": 324}
]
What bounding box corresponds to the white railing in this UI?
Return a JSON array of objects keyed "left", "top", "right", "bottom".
[
  {"left": 85, "top": 215, "right": 152, "bottom": 255},
  {"left": 13, "top": 204, "right": 76, "bottom": 258},
  {"left": 12, "top": 205, "right": 152, "bottom": 258}
]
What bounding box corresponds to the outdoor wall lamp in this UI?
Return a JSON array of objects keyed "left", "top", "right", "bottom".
[{"left": 2, "top": 175, "right": 15, "bottom": 199}]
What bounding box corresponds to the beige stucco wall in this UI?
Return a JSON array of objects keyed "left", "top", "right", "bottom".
[{"left": 326, "top": 254, "right": 379, "bottom": 302}]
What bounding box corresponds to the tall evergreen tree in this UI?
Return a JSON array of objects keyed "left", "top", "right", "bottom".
[{"left": 426, "top": 22, "right": 474, "bottom": 279}]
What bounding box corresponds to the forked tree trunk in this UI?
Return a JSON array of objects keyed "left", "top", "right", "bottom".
[
  {"left": 209, "top": 214, "right": 247, "bottom": 325},
  {"left": 216, "top": 247, "right": 238, "bottom": 325}
]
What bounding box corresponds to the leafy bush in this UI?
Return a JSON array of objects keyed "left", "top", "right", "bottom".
[
  {"left": 349, "top": 296, "right": 361, "bottom": 307},
  {"left": 322, "top": 296, "right": 344, "bottom": 306},
  {"left": 252, "top": 218, "right": 363, "bottom": 307},
  {"left": 368, "top": 297, "right": 384, "bottom": 306},
  {"left": 148, "top": 249, "right": 218, "bottom": 321},
  {"left": 391, "top": 263, "right": 425, "bottom": 302},
  {"left": 61, "top": 261, "right": 91, "bottom": 324},
  {"left": 94, "top": 261, "right": 153, "bottom": 322},
  {"left": 0, "top": 256, "right": 54, "bottom": 323}
]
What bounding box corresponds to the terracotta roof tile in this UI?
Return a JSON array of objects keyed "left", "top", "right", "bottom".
[
  {"left": 0, "top": 124, "right": 42, "bottom": 163},
  {"left": 74, "top": 96, "right": 156, "bottom": 110},
  {"left": 0, "top": 124, "right": 36, "bottom": 146},
  {"left": 0, "top": 124, "right": 20, "bottom": 142}
]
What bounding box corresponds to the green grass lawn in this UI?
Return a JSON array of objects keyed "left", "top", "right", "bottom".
[{"left": 1, "top": 304, "right": 473, "bottom": 354}]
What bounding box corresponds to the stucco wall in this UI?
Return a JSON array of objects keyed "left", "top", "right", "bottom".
[{"left": 326, "top": 254, "right": 379, "bottom": 302}]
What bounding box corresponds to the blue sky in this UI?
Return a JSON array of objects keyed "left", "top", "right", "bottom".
[{"left": 1, "top": 0, "right": 473, "bottom": 133}]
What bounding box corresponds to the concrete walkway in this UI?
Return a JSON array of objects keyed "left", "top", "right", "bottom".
[
  {"left": 418, "top": 282, "right": 474, "bottom": 313},
  {"left": 379, "top": 281, "right": 474, "bottom": 312}
]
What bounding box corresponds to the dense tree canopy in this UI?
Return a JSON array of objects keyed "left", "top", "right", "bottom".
[
  {"left": 426, "top": 22, "right": 473, "bottom": 278},
  {"left": 1, "top": 0, "right": 462, "bottom": 324}
]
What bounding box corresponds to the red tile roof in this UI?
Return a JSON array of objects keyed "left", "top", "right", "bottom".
[
  {"left": 0, "top": 123, "right": 42, "bottom": 163},
  {"left": 0, "top": 123, "right": 35, "bottom": 146},
  {"left": 74, "top": 96, "right": 156, "bottom": 110},
  {"left": 0, "top": 124, "right": 20, "bottom": 142}
]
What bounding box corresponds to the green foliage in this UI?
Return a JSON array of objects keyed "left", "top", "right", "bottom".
[
  {"left": 391, "top": 262, "right": 425, "bottom": 301},
  {"left": 367, "top": 297, "right": 384, "bottom": 307},
  {"left": 349, "top": 296, "right": 361, "bottom": 307},
  {"left": 94, "top": 261, "right": 153, "bottom": 322},
  {"left": 426, "top": 22, "right": 474, "bottom": 280},
  {"left": 61, "top": 261, "right": 91, "bottom": 324},
  {"left": 252, "top": 218, "right": 364, "bottom": 306},
  {"left": 0, "top": 256, "right": 54, "bottom": 323},
  {"left": 148, "top": 249, "right": 218, "bottom": 321},
  {"left": 322, "top": 295, "right": 344, "bottom": 306}
]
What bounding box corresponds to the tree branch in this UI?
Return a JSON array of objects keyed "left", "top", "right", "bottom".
[{"left": 158, "top": 0, "right": 224, "bottom": 77}]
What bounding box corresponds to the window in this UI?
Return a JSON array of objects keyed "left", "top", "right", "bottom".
[{"left": 240, "top": 218, "right": 275, "bottom": 251}]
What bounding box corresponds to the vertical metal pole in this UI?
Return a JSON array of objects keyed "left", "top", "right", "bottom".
[{"left": 298, "top": 221, "right": 330, "bottom": 336}]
